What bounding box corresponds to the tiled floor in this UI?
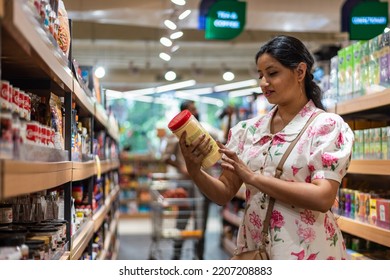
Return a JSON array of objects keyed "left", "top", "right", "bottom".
[{"left": 117, "top": 203, "right": 230, "bottom": 260}]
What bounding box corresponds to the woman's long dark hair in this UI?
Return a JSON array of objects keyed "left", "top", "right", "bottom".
[{"left": 255, "top": 35, "right": 325, "bottom": 110}]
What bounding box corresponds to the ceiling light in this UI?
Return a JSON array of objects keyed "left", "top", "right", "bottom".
[
  {"left": 165, "top": 71, "right": 177, "bottom": 81},
  {"left": 170, "top": 31, "right": 183, "bottom": 40},
  {"left": 229, "top": 88, "right": 262, "bottom": 98},
  {"left": 214, "top": 79, "right": 258, "bottom": 92},
  {"left": 94, "top": 66, "right": 106, "bottom": 79},
  {"left": 175, "top": 91, "right": 200, "bottom": 101},
  {"left": 178, "top": 9, "right": 191, "bottom": 20},
  {"left": 160, "top": 37, "right": 173, "bottom": 47},
  {"left": 159, "top": 52, "right": 171, "bottom": 61},
  {"left": 171, "top": 0, "right": 186, "bottom": 5},
  {"left": 171, "top": 45, "right": 180, "bottom": 53},
  {"left": 177, "top": 87, "right": 213, "bottom": 95},
  {"left": 156, "top": 80, "right": 196, "bottom": 93},
  {"left": 385, "top": 27, "right": 390, "bottom": 33},
  {"left": 164, "top": 20, "right": 177, "bottom": 30},
  {"left": 122, "top": 87, "right": 156, "bottom": 97},
  {"left": 223, "top": 71, "right": 235, "bottom": 81},
  {"left": 200, "top": 96, "right": 224, "bottom": 107}
]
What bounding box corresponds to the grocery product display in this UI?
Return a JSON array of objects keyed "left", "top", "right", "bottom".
[
  {"left": 0, "top": 0, "right": 120, "bottom": 260},
  {"left": 119, "top": 153, "right": 167, "bottom": 218},
  {"left": 1, "top": 0, "right": 390, "bottom": 262}
]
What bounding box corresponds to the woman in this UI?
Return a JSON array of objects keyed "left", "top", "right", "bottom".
[{"left": 178, "top": 35, "right": 354, "bottom": 260}]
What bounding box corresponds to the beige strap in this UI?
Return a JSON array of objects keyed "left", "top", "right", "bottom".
[{"left": 261, "top": 110, "right": 323, "bottom": 238}]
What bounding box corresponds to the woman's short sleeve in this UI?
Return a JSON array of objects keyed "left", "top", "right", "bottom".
[{"left": 308, "top": 113, "right": 354, "bottom": 183}]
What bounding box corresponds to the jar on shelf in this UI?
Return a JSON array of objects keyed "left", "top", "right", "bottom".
[
  {"left": 0, "top": 233, "right": 25, "bottom": 260},
  {"left": 0, "top": 204, "right": 13, "bottom": 226}
]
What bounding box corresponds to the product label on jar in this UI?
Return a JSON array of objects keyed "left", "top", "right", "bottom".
[{"left": 0, "top": 207, "right": 13, "bottom": 224}]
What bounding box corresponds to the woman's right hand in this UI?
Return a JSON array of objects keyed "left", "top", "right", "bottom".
[{"left": 179, "top": 131, "right": 212, "bottom": 174}]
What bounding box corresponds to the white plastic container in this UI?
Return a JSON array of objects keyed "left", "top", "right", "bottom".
[{"left": 168, "top": 109, "right": 221, "bottom": 169}]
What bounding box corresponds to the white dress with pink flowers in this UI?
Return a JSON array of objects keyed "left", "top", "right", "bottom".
[{"left": 225, "top": 100, "right": 354, "bottom": 260}]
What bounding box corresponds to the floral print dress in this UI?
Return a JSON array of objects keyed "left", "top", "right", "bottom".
[{"left": 225, "top": 100, "right": 354, "bottom": 260}]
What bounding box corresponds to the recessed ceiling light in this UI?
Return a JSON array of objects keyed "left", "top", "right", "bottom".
[
  {"left": 94, "top": 66, "right": 106, "bottom": 78},
  {"left": 159, "top": 52, "right": 171, "bottom": 61},
  {"left": 171, "top": 0, "right": 186, "bottom": 6},
  {"left": 170, "top": 31, "right": 183, "bottom": 40},
  {"left": 223, "top": 71, "right": 235, "bottom": 81},
  {"left": 160, "top": 37, "right": 173, "bottom": 47},
  {"left": 178, "top": 9, "right": 191, "bottom": 20},
  {"left": 164, "top": 20, "right": 177, "bottom": 30},
  {"left": 165, "top": 71, "right": 177, "bottom": 81}
]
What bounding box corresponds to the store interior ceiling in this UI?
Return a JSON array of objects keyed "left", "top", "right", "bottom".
[{"left": 65, "top": 0, "right": 350, "bottom": 97}]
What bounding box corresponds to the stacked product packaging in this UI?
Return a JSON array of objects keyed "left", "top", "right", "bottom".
[{"left": 326, "top": 31, "right": 389, "bottom": 102}]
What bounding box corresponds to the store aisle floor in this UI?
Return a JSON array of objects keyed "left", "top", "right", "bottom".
[{"left": 117, "top": 203, "right": 230, "bottom": 260}]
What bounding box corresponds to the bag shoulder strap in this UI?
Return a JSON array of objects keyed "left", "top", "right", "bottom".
[{"left": 262, "top": 110, "right": 323, "bottom": 237}]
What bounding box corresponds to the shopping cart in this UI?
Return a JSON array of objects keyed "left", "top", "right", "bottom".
[{"left": 148, "top": 173, "right": 204, "bottom": 260}]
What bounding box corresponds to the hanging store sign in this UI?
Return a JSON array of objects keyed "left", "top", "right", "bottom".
[
  {"left": 205, "top": 0, "right": 246, "bottom": 40},
  {"left": 349, "top": 1, "right": 388, "bottom": 40}
]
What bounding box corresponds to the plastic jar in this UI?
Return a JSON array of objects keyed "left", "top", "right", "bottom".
[
  {"left": 0, "top": 204, "right": 13, "bottom": 226},
  {"left": 0, "top": 233, "right": 25, "bottom": 260},
  {"left": 27, "top": 227, "right": 58, "bottom": 251},
  {"left": 168, "top": 109, "right": 221, "bottom": 169},
  {"left": 24, "top": 239, "right": 45, "bottom": 260}
]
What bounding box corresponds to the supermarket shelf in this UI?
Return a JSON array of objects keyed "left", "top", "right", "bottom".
[
  {"left": 119, "top": 212, "right": 151, "bottom": 219},
  {"left": 0, "top": 160, "right": 72, "bottom": 199},
  {"left": 73, "top": 78, "right": 95, "bottom": 117},
  {"left": 70, "top": 220, "right": 94, "bottom": 260},
  {"left": 59, "top": 251, "right": 71, "bottom": 260},
  {"left": 93, "top": 205, "right": 108, "bottom": 232},
  {"left": 112, "top": 240, "right": 120, "bottom": 260},
  {"left": 222, "top": 209, "right": 241, "bottom": 227},
  {"left": 93, "top": 187, "right": 119, "bottom": 232},
  {"left": 72, "top": 160, "right": 96, "bottom": 181},
  {"left": 3, "top": 0, "right": 72, "bottom": 91},
  {"left": 222, "top": 237, "right": 236, "bottom": 257},
  {"left": 101, "top": 160, "right": 116, "bottom": 174},
  {"left": 348, "top": 160, "right": 390, "bottom": 176},
  {"left": 336, "top": 89, "right": 390, "bottom": 116},
  {"left": 106, "top": 185, "right": 120, "bottom": 208},
  {"left": 94, "top": 103, "right": 108, "bottom": 128},
  {"left": 98, "top": 211, "right": 119, "bottom": 260},
  {"left": 338, "top": 216, "right": 390, "bottom": 247}
]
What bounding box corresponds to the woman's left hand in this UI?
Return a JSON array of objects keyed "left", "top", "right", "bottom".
[{"left": 217, "top": 142, "right": 255, "bottom": 185}]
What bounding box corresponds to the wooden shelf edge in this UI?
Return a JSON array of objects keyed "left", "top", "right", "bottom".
[
  {"left": 338, "top": 216, "right": 390, "bottom": 247},
  {"left": 348, "top": 160, "right": 390, "bottom": 175},
  {"left": 93, "top": 205, "right": 108, "bottom": 232},
  {"left": 119, "top": 212, "right": 151, "bottom": 219},
  {"left": 2, "top": 160, "right": 72, "bottom": 198},
  {"left": 70, "top": 220, "right": 94, "bottom": 260},
  {"left": 73, "top": 79, "right": 95, "bottom": 116},
  {"left": 72, "top": 160, "right": 96, "bottom": 181},
  {"left": 59, "top": 251, "right": 71, "bottom": 260},
  {"left": 106, "top": 186, "right": 120, "bottom": 208},
  {"left": 336, "top": 88, "right": 390, "bottom": 115}
]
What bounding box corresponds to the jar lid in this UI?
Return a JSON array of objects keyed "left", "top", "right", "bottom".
[
  {"left": 0, "top": 226, "right": 28, "bottom": 234},
  {"left": 43, "top": 219, "right": 68, "bottom": 224},
  {"left": 28, "top": 227, "right": 58, "bottom": 233},
  {"left": 168, "top": 110, "right": 192, "bottom": 132},
  {"left": 0, "top": 233, "right": 25, "bottom": 246}
]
